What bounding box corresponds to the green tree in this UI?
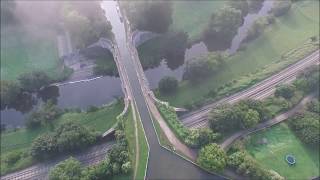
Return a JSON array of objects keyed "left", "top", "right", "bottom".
[
  {"left": 121, "top": 161, "right": 132, "bottom": 174},
  {"left": 0, "top": 80, "right": 21, "bottom": 108},
  {"left": 203, "top": 6, "right": 242, "bottom": 50},
  {"left": 30, "top": 133, "right": 57, "bottom": 159},
  {"left": 288, "top": 114, "right": 319, "bottom": 145},
  {"left": 26, "top": 100, "right": 62, "bottom": 129},
  {"left": 185, "top": 128, "right": 220, "bottom": 148},
  {"left": 55, "top": 121, "right": 97, "bottom": 152},
  {"left": 209, "top": 104, "right": 241, "bottom": 132},
  {"left": 242, "top": 109, "right": 260, "bottom": 128},
  {"left": 197, "top": 143, "right": 227, "bottom": 172},
  {"left": 125, "top": 1, "right": 173, "bottom": 33},
  {"left": 164, "top": 31, "right": 188, "bottom": 70},
  {"left": 229, "top": 0, "right": 249, "bottom": 17},
  {"left": 158, "top": 76, "right": 178, "bottom": 94},
  {"left": 184, "top": 52, "right": 224, "bottom": 82},
  {"left": 18, "top": 71, "right": 51, "bottom": 92},
  {"left": 271, "top": 0, "right": 292, "bottom": 17},
  {"left": 49, "top": 157, "right": 82, "bottom": 180},
  {"left": 275, "top": 84, "right": 296, "bottom": 100}
]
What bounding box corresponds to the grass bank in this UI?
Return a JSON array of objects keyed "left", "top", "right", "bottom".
[
  {"left": 159, "top": 1, "right": 319, "bottom": 108},
  {"left": 245, "top": 123, "right": 319, "bottom": 179},
  {"left": 123, "top": 106, "right": 148, "bottom": 180},
  {"left": 1, "top": 24, "right": 67, "bottom": 81},
  {"left": 170, "top": 1, "right": 225, "bottom": 41}
]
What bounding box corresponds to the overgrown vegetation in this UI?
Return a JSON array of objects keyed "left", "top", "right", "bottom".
[
  {"left": 227, "top": 149, "right": 284, "bottom": 180},
  {"left": 157, "top": 102, "right": 219, "bottom": 148},
  {"left": 31, "top": 121, "right": 98, "bottom": 160},
  {"left": 288, "top": 97, "right": 319, "bottom": 146},
  {"left": 49, "top": 124, "right": 132, "bottom": 180}
]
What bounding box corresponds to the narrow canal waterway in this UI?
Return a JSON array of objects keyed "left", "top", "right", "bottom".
[{"left": 101, "top": 1, "right": 224, "bottom": 179}]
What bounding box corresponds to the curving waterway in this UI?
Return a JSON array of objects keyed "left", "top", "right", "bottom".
[{"left": 101, "top": 1, "right": 224, "bottom": 179}]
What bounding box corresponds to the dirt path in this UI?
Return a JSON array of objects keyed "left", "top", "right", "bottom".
[
  {"left": 220, "top": 93, "right": 316, "bottom": 150},
  {"left": 146, "top": 96, "right": 197, "bottom": 161}
]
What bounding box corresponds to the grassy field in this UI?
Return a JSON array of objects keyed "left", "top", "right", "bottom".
[
  {"left": 159, "top": 1, "right": 319, "bottom": 107},
  {"left": 245, "top": 123, "right": 319, "bottom": 179},
  {"left": 135, "top": 109, "right": 149, "bottom": 180},
  {"left": 1, "top": 24, "right": 63, "bottom": 81},
  {"left": 123, "top": 107, "right": 148, "bottom": 180},
  {"left": 1, "top": 101, "right": 124, "bottom": 154},
  {"left": 170, "top": 1, "right": 225, "bottom": 41}
]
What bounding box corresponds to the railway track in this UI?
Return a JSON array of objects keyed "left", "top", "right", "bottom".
[
  {"left": 181, "top": 50, "right": 319, "bottom": 128},
  {"left": 1, "top": 142, "right": 115, "bottom": 180}
]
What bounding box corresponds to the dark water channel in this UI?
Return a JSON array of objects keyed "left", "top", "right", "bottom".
[
  {"left": 102, "top": 1, "right": 224, "bottom": 179},
  {"left": 1, "top": 76, "right": 123, "bottom": 128},
  {"left": 143, "top": 0, "right": 273, "bottom": 89}
]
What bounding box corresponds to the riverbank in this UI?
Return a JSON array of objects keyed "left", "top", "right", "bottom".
[{"left": 158, "top": 0, "right": 319, "bottom": 108}]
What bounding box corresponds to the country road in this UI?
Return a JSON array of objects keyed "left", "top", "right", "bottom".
[
  {"left": 220, "top": 93, "right": 316, "bottom": 150},
  {"left": 1, "top": 141, "right": 115, "bottom": 180},
  {"left": 181, "top": 50, "right": 319, "bottom": 128}
]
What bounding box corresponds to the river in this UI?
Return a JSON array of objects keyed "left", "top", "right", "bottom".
[
  {"left": 141, "top": 0, "right": 273, "bottom": 89},
  {"left": 1, "top": 76, "right": 123, "bottom": 128}
]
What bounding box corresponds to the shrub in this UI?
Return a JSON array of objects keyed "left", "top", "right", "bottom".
[
  {"left": 158, "top": 76, "right": 178, "bottom": 94},
  {"left": 197, "top": 143, "right": 227, "bottom": 172},
  {"left": 49, "top": 157, "right": 82, "bottom": 180}
]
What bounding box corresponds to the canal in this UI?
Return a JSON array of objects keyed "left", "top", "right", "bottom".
[{"left": 101, "top": 1, "right": 224, "bottom": 179}]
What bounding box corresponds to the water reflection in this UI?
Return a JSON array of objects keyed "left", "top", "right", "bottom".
[
  {"left": 1, "top": 76, "right": 123, "bottom": 128},
  {"left": 144, "top": 41, "right": 208, "bottom": 89}
]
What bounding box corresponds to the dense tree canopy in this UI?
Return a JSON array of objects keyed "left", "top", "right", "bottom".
[
  {"left": 229, "top": 0, "right": 249, "bottom": 17},
  {"left": 30, "top": 121, "right": 97, "bottom": 159},
  {"left": 275, "top": 84, "right": 296, "bottom": 100},
  {"left": 26, "top": 100, "right": 62, "bottom": 129},
  {"left": 209, "top": 100, "right": 268, "bottom": 133},
  {"left": 164, "top": 31, "right": 189, "bottom": 70},
  {"left": 197, "top": 143, "right": 227, "bottom": 172},
  {"left": 49, "top": 157, "right": 82, "bottom": 180},
  {"left": 227, "top": 151, "right": 284, "bottom": 180},
  {"left": 158, "top": 76, "right": 178, "bottom": 94},
  {"left": 271, "top": 0, "right": 292, "bottom": 17},
  {"left": 203, "top": 6, "right": 243, "bottom": 51},
  {"left": 61, "top": 2, "right": 112, "bottom": 49},
  {"left": 185, "top": 128, "right": 220, "bottom": 148},
  {"left": 18, "top": 71, "right": 51, "bottom": 92},
  {"left": 183, "top": 52, "right": 224, "bottom": 82},
  {"left": 124, "top": 1, "right": 173, "bottom": 33},
  {"left": 242, "top": 109, "right": 260, "bottom": 128},
  {"left": 288, "top": 112, "right": 319, "bottom": 146},
  {"left": 0, "top": 80, "right": 21, "bottom": 109}
]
